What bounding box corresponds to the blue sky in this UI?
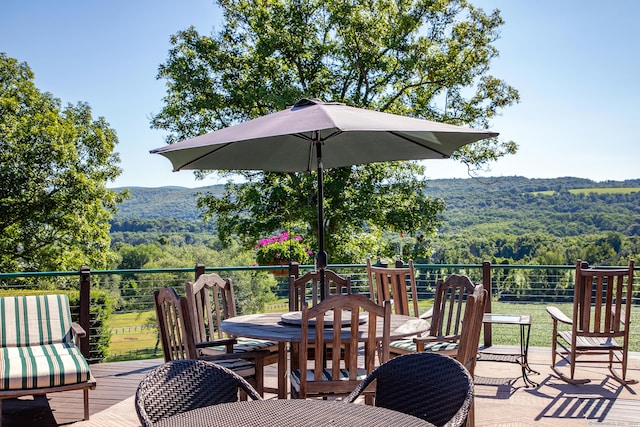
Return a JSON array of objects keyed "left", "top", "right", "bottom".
[{"left": 2, "top": 1, "right": 639, "bottom": 188}]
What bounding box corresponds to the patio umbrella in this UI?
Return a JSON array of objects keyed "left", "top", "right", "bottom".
[{"left": 151, "top": 98, "right": 498, "bottom": 291}]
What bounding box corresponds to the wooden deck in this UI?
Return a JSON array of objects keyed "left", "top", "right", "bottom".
[{"left": 3, "top": 347, "right": 640, "bottom": 426}]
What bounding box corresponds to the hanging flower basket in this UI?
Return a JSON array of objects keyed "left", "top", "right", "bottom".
[
  {"left": 266, "top": 264, "right": 291, "bottom": 277},
  {"left": 254, "top": 232, "right": 313, "bottom": 276}
]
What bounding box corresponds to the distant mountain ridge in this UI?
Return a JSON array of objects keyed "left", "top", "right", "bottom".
[
  {"left": 111, "top": 176, "right": 640, "bottom": 242},
  {"left": 112, "top": 176, "right": 640, "bottom": 221},
  {"left": 112, "top": 185, "right": 225, "bottom": 220}
]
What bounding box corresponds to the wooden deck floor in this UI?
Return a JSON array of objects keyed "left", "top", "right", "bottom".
[{"left": 3, "top": 348, "right": 640, "bottom": 426}]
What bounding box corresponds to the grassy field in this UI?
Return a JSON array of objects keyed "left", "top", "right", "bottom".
[
  {"left": 106, "top": 300, "right": 640, "bottom": 361},
  {"left": 534, "top": 187, "right": 640, "bottom": 196},
  {"left": 108, "top": 310, "right": 158, "bottom": 361}
]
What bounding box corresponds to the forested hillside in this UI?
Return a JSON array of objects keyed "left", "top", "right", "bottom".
[
  {"left": 110, "top": 176, "right": 640, "bottom": 264},
  {"left": 426, "top": 177, "right": 640, "bottom": 236},
  {"left": 114, "top": 186, "right": 224, "bottom": 220},
  {"left": 113, "top": 177, "right": 640, "bottom": 237}
]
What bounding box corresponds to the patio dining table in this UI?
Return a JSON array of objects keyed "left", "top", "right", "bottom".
[
  {"left": 153, "top": 398, "right": 435, "bottom": 426},
  {"left": 220, "top": 311, "right": 429, "bottom": 398}
]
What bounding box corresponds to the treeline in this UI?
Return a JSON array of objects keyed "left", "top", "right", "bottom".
[{"left": 109, "top": 177, "right": 640, "bottom": 266}]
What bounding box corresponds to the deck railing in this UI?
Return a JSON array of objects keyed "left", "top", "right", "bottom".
[{"left": 1, "top": 262, "right": 638, "bottom": 362}]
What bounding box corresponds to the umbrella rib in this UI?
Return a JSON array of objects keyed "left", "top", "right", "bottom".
[
  {"left": 389, "top": 131, "right": 450, "bottom": 158},
  {"left": 173, "top": 144, "right": 232, "bottom": 171}
]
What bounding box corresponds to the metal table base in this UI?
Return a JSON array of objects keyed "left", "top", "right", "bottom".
[{"left": 478, "top": 313, "right": 540, "bottom": 387}]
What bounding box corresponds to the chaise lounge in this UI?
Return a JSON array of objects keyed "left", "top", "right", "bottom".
[{"left": 0, "top": 294, "right": 96, "bottom": 425}]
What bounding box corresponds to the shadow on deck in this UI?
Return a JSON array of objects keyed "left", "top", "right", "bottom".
[{"left": 2, "top": 347, "right": 640, "bottom": 427}]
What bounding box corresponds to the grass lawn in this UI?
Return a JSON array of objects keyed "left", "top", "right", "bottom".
[
  {"left": 107, "top": 310, "right": 159, "bottom": 361},
  {"left": 105, "top": 300, "right": 640, "bottom": 361}
]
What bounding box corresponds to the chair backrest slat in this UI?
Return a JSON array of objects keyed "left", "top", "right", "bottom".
[
  {"left": 298, "top": 294, "right": 390, "bottom": 398},
  {"left": 456, "top": 284, "right": 488, "bottom": 376},
  {"left": 185, "top": 273, "right": 237, "bottom": 343},
  {"left": 573, "top": 260, "right": 634, "bottom": 339},
  {"left": 288, "top": 269, "right": 351, "bottom": 311},
  {"left": 430, "top": 274, "right": 478, "bottom": 340},
  {"left": 367, "top": 259, "right": 419, "bottom": 317},
  {"left": 154, "top": 287, "right": 197, "bottom": 362}
]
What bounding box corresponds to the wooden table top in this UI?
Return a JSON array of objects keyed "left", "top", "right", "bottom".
[
  {"left": 220, "top": 311, "right": 429, "bottom": 343},
  {"left": 154, "top": 399, "right": 435, "bottom": 427}
]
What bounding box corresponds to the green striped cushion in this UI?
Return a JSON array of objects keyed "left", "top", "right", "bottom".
[
  {"left": 0, "top": 295, "right": 73, "bottom": 346},
  {"left": 0, "top": 343, "right": 91, "bottom": 390},
  {"left": 209, "top": 359, "right": 255, "bottom": 378},
  {"left": 233, "top": 338, "right": 277, "bottom": 353},
  {"left": 390, "top": 339, "right": 459, "bottom": 353},
  {"left": 199, "top": 338, "right": 277, "bottom": 355},
  {"left": 290, "top": 367, "right": 367, "bottom": 393}
]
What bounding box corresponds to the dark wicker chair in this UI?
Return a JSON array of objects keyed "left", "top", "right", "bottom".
[
  {"left": 135, "top": 359, "right": 262, "bottom": 427},
  {"left": 344, "top": 352, "right": 473, "bottom": 427}
]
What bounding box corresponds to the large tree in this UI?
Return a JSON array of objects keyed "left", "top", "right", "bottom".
[
  {"left": 151, "top": 0, "right": 519, "bottom": 263},
  {"left": 0, "top": 54, "right": 126, "bottom": 272}
]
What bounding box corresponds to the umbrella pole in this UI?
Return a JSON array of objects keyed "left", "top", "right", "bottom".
[{"left": 315, "top": 134, "right": 328, "bottom": 299}]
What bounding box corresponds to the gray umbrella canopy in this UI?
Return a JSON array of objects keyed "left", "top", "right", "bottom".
[
  {"left": 152, "top": 98, "right": 498, "bottom": 173},
  {"left": 152, "top": 98, "right": 498, "bottom": 288}
]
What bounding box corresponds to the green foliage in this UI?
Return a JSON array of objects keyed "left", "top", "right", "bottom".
[
  {"left": 151, "top": 0, "right": 519, "bottom": 264},
  {"left": 68, "top": 290, "right": 114, "bottom": 362},
  {"left": 112, "top": 177, "right": 640, "bottom": 267},
  {"left": 110, "top": 240, "right": 277, "bottom": 314},
  {"left": 0, "top": 54, "right": 127, "bottom": 272},
  {"left": 254, "top": 232, "right": 312, "bottom": 265},
  {"left": 0, "top": 288, "right": 115, "bottom": 363}
]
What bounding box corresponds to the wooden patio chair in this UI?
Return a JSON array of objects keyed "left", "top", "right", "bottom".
[
  {"left": 344, "top": 352, "right": 473, "bottom": 427},
  {"left": 413, "top": 284, "right": 487, "bottom": 427},
  {"left": 367, "top": 259, "right": 440, "bottom": 357},
  {"left": 290, "top": 294, "right": 391, "bottom": 401},
  {"left": 367, "top": 258, "right": 419, "bottom": 317},
  {"left": 546, "top": 259, "right": 636, "bottom": 385},
  {"left": 288, "top": 269, "right": 351, "bottom": 311},
  {"left": 289, "top": 269, "right": 352, "bottom": 364},
  {"left": 153, "top": 286, "right": 266, "bottom": 395},
  {"left": 135, "top": 359, "right": 261, "bottom": 427},
  {"left": 389, "top": 274, "right": 478, "bottom": 355},
  {"left": 184, "top": 273, "right": 278, "bottom": 393}
]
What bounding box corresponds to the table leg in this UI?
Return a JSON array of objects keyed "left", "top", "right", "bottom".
[
  {"left": 277, "top": 341, "right": 288, "bottom": 399},
  {"left": 519, "top": 324, "right": 539, "bottom": 387}
]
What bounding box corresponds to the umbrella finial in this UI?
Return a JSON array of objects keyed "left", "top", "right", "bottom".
[{"left": 293, "top": 98, "right": 324, "bottom": 108}]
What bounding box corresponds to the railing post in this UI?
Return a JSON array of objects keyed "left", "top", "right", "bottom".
[
  {"left": 289, "top": 262, "right": 299, "bottom": 278},
  {"left": 195, "top": 264, "right": 206, "bottom": 280},
  {"left": 288, "top": 263, "right": 300, "bottom": 311},
  {"left": 482, "top": 261, "right": 492, "bottom": 347},
  {"left": 79, "top": 266, "right": 91, "bottom": 359}
]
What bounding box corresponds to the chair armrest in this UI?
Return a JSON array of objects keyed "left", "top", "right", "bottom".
[
  {"left": 546, "top": 306, "right": 572, "bottom": 324},
  {"left": 71, "top": 322, "right": 86, "bottom": 346},
  {"left": 195, "top": 338, "right": 238, "bottom": 353},
  {"left": 200, "top": 349, "right": 270, "bottom": 363},
  {"left": 612, "top": 308, "right": 628, "bottom": 325},
  {"left": 419, "top": 307, "right": 433, "bottom": 320},
  {"left": 413, "top": 334, "right": 458, "bottom": 344}
]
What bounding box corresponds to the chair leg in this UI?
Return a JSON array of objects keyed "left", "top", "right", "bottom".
[
  {"left": 83, "top": 388, "right": 90, "bottom": 420},
  {"left": 255, "top": 357, "right": 265, "bottom": 397},
  {"left": 609, "top": 349, "right": 638, "bottom": 385},
  {"left": 549, "top": 320, "right": 558, "bottom": 368}
]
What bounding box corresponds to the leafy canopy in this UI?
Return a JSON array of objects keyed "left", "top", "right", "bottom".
[
  {"left": 151, "top": 0, "right": 520, "bottom": 263},
  {"left": 0, "top": 53, "right": 126, "bottom": 272}
]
